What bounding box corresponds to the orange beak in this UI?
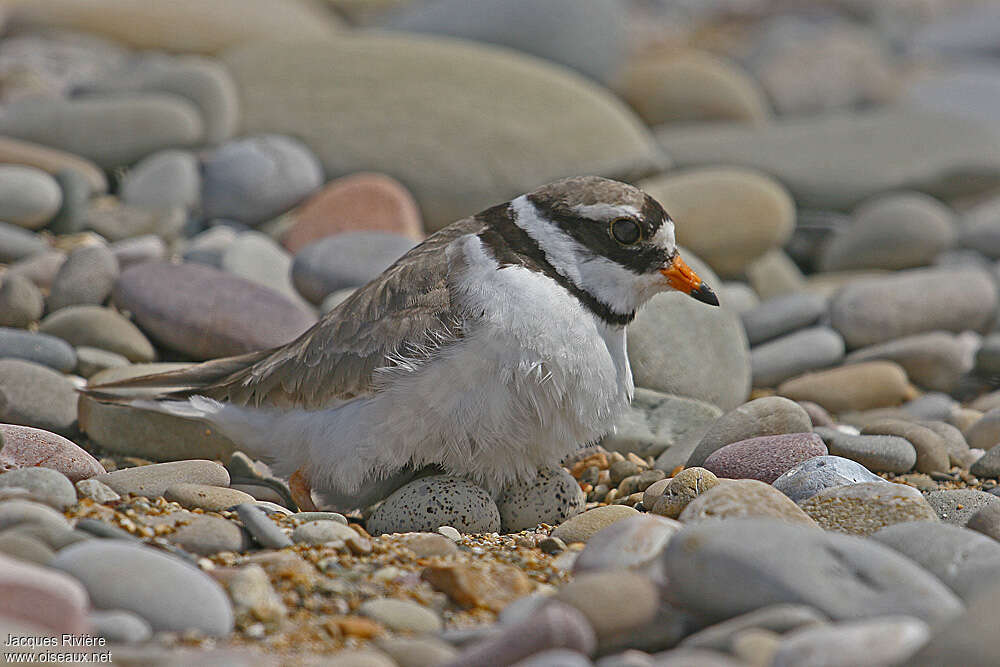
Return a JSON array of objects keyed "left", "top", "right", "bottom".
[{"left": 660, "top": 254, "right": 719, "bottom": 306}]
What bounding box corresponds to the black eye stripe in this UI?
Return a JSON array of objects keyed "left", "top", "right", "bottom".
[{"left": 610, "top": 218, "right": 641, "bottom": 245}]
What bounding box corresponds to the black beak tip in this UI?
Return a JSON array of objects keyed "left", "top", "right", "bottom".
[{"left": 691, "top": 282, "right": 719, "bottom": 307}]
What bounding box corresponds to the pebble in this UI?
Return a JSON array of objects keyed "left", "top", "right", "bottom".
[
  {"left": 798, "top": 482, "right": 938, "bottom": 535},
  {"left": 550, "top": 505, "right": 640, "bottom": 544},
  {"left": 291, "top": 232, "right": 418, "bottom": 303},
  {"left": 771, "top": 456, "right": 883, "bottom": 503},
  {"left": 397, "top": 532, "right": 458, "bottom": 558},
  {"left": 655, "top": 649, "right": 745, "bottom": 666},
  {"left": 47, "top": 169, "right": 91, "bottom": 235},
  {"left": 871, "top": 522, "right": 1000, "bottom": 602},
  {"left": 46, "top": 243, "right": 119, "bottom": 313},
  {"left": 0, "top": 222, "right": 47, "bottom": 264},
  {"left": 220, "top": 231, "right": 303, "bottom": 303},
  {"left": 605, "top": 388, "right": 721, "bottom": 465},
  {"left": 213, "top": 563, "right": 286, "bottom": 626},
  {"left": 751, "top": 326, "right": 846, "bottom": 388},
  {"left": 629, "top": 253, "right": 750, "bottom": 410},
  {"left": 0, "top": 94, "right": 203, "bottom": 168},
  {"left": 819, "top": 192, "right": 955, "bottom": 272},
  {"left": 663, "top": 518, "right": 963, "bottom": 625},
  {"left": 556, "top": 571, "right": 659, "bottom": 645},
  {"left": 75, "top": 346, "right": 129, "bottom": 378},
  {"left": 235, "top": 503, "right": 292, "bottom": 549},
  {"left": 283, "top": 172, "right": 424, "bottom": 252},
  {"left": 971, "top": 445, "right": 1000, "bottom": 478},
  {"left": 0, "top": 327, "right": 77, "bottom": 372},
  {"left": 905, "top": 395, "right": 959, "bottom": 422},
  {"left": 95, "top": 460, "right": 230, "bottom": 499},
  {"left": 51, "top": 540, "right": 234, "bottom": 635},
  {"left": 359, "top": 598, "right": 442, "bottom": 635},
  {"left": 0, "top": 165, "right": 62, "bottom": 229},
  {"left": 292, "top": 511, "right": 348, "bottom": 524},
  {"left": 291, "top": 520, "right": 357, "bottom": 546},
  {"left": 657, "top": 110, "right": 1000, "bottom": 210},
  {"left": 0, "top": 553, "right": 90, "bottom": 634},
  {"left": 497, "top": 467, "right": 586, "bottom": 533},
  {"left": 964, "top": 407, "right": 1000, "bottom": 450},
  {"left": 620, "top": 49, "right": 769, "bottom": 126},
  {"left": 813, "top": 428, "right": 917, "bottom": 473},
  {"left": 639, "top": 167, "right": 794, "bottom": 278},
  {"left": 679, "top": 479, "right": 818, "bottom": 527},
  {"left": 5, "top": 249, "right": 66, "bottom": 289},
  {"left": 778, "top": 361, "right": 913, "bottom": 414},
  {"left": 223, "top": 37, "right": 662, "bottom": 232},
  {"left": 109, "top": 234, "right": 167, "bottom": 269},
  {"left": 0, "top": 499, "right": 70, "bottom": 532},
  {"left": 703, "top": 433, "right": 827, "bottom": 484},
  {"left": 572, "top": 515, "right": 681, "bottom": 582},
  {"left": 121, "top": 149, "right": 200, "bottom": 211},
  {"left": 844, "top": 332, "right": 971, "bottom": 393},
  {"left": 740, "top": 293, "right": 828, "bottom": 346},
  {"left": 164, "top": 483, "right": 255, "bottom": 512},
  {"left": 771, "top": 617, "right": 929, "bottom": 667},
  {"left": 967, "top": 502, "right": 1000, "bottom": 541},
  {"left": 829, "top": 267, "right": 997, "bottom": 349},
  {"left": 168, "top": 515, "right": 247, "bottom": 556},
  {"left": 375, "top": 636, "right": 458, "bottom": 667},
  {"left": 0, "top": 359, "right": 78, "bottom": 435},
  {"left": 423, "top": 561, "right": 532, "bottom": 613},
  {"left": 89, "top": 608, "right": 152, "bottom": 644},
  {"left": 0, "top": 531, "right": 55, "bottom": 565},
  {"left": 0, "top": 467, "right": 76, "bottom": 510},
  {"left": 0, "top": 136, "right": 107, "bottom": 194},
  {"left": 860, "top": 420, "right": 950, "bottom": 474},
  {"left": 924, "top": 489, "right": 999, "bottom": 526},
  {"left": 74, "top": 479, "right": 120, "bottom": 504},
  {"left": 686, "top": 396, "right": 812, "bottom": 468},
  {"left": 680, "top": 604, "right": 827, "bottom": 652},
  {"left": 366, "top": 476, "right": 500, "bottom": 535},
  {"left": 745, "top": 249, "right": 807, "bottom": 300},
  {"left": 113, "top": 261, "right": 317, "bottom": 360},
  {"left": 38, "top": 305, "right": 155, "bottom": 362},
  {"left": 646, "top": 467, "right": 719, "bottom": 519},
  {"left": 201, "top": 134, "right": 323, "bottom": 225},
  {"left": 85, "top": 199, "right": 186, "bottom": 242}
]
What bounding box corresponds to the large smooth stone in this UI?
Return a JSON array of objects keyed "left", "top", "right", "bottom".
[
  {"left": 860, "top": 420, "right": 950, "bottom": 474},
  {"left": 113, "top": 262, "right": 317, "bottom": 360},
  {"left": 629, "top": 251, "right": 749, "bottom": 410},
  {"left": 777, "top": 361, "right": 913, "bottom": 414},
  {"left": 0, "top": 166, "right": 61, "bottom": 230},
  {"left": 662, "top": 518, "right": 963, "bottom": 624},
  {"left": 80, "top": 365, "right": 239, "bottom": 461},
  {"left": 686, "top": 396, "right": 812, "bottom": 469},
  {"left": 51, "top": 541, "right": 233, "bottom": 635},
  {"left": 291, "top": 232, "right": 417, "bottom": 304},
  {"left": 0, "top": 328, "right": 76, "bottom": 372},
  {"left": 741, "top": 292, "right": 828, "bottom": 346},
  {"left": 872, "top": 522, "right": 1000, "bottom": 602},
  {"left": 46, "top": 243, "right": 119, "bottom": 313},
  {"left": 0, "top": 553, "right": 90, "bottom": 634},
  {"left": 603, "top": 388, "right": 722, "bottom": 464},
  {"left": 282, "top": 172, "right": 424, "bottom": 253},
  {"left": 813, "top": 429, "right": 917, "bottom": 474},
  {"left": 909, "top": 578, "right": 1000, "bottom": 666},
  {"left": 0, "top": 94, "right": 203, "bottom": 168},
  {"left": 223, "top": 35, "right": 663, "bottom": 231},
  {"left": 94, "top": 460, "right": 229, "bottom": 499},
  {"left": 751, "top": 327, "right": 845, "bottom": 388},
  {"left": 0, "top": 424, "right": 104, "bottom": 482},
  {"left": 0, "top": 359, "right": 77, "bottom": 435},
  {"left": 678, "top": 479, "right": 818, "bottom": 527},
  {"left": 772, "top": 455, "right": 883, "bottom": 503},
  {"left": 703, "top": 433, "right": 827, "bottom": 484},
  {"left": 819, "top": 192, "right": 956, "bottom": 272},
  {"left": 799, "top": 482, "right": 938, "bottom": 535},
  {"left": 844, "top": 331, "right": 972, "bottom": 393},
  {"left": 121, "top": 149, "right": 200, "bottom": 211},
  {"left": 39, "top": 305, "right": 155, "bottom": 362},
  {"left": 0, "top": 136, "right": 106, "bottom": 193},
  {"left": 366, "top": 476, "right": 500, "bottom": 535},
  {"left": 619, "top": 49, "right": 770, "bottom": 126},
  {"left": 384, "top": 0, "right": 625, "bottom": 83},
  {"left": 220, "top": 232, "right": 301, "bottom": 302},
  {"left": 829, "top": 267, "right": 997, "bottom": 349},
  {"left": 639, "top": 167, "right": 793, "bottom": 277},
  {"left": 657, "top": 110, "right": 1000, "bottom": 210},
  {"left": 572, "top": 514, "right": 681, "bottom": 581},
  {"left": 201, "top": 134, "right": 323, "bottom": 225},
  {"left": 771, "top": 617, "right": 929, "bottom": 667},
  {"left": 7, "top": 0, "right": 338, "bottom": 54}
]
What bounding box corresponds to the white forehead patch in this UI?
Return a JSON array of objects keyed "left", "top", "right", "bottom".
[
  {"left": 570, "top": 203, "right": 641, "bottom": 221},
  {"left": 651, "top": 218, "right": 676, "bottom": 250}
]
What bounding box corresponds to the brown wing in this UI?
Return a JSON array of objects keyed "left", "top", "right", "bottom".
[{"left": 88, "top": 217, "right": 484, "bottom": 408}]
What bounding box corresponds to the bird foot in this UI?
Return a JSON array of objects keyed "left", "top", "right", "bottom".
[{"left": 289, "top": 468, "right": 318, "bottom": 512}]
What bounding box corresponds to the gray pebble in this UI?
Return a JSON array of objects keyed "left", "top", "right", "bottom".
[
  {"left": 751, "top": 326, "right": 845, "bottom": 388},
  {"left": 925, "top": 489, "right": 999, "bottom": 525},
  {"left": 46, "top": 243, "right": 119, "bottom": 313},
  {"left": 74, "top": 346, "right": 129, "bottom": 378},
  {"left": 74, "top": 478, "right": 121, "bottom": 504},
  {"left": 292, "top": 231, "right": 417, "bottom": 303},
  {"left": 0, "top": 360, "right": 77, "bottom": 435},
  {"left": 94, "top": 460, "right": 230, "bottom": 499},
  {"left": 121, "top": 149, "right": 200, "bottom": 211},
  {"left": 168, "top": 515, "right": 248, "bottom": 555},
  {"left": 771, "top": 455, "right": 883, "bottom": 503},
  {"left": 0, "top": 468, "right": 76, "bottom": 510},
  {"left": 0, "top": 275, "right": 44, "bottom": 328},
  {"left": 813, "top": 428, "right": 917, "bottom": 473},
  {"left": 235, "top": 503, "right": 292, "bottom": 549},
  {"left": 88, "top": 608, "right": 153, "bottom": 644},
  {"left": 741, "top": 292, "right": 828, "bottom": 346},
  {"left": 291, "top": 519, "right": 356, "bottom": 545},
  {"left": 47, "top": 169, "right": 91, "bottom": 236},
  {"left": 359, "top": 597, "right": 443, "bottom": 634},
  {"left": 0, "top": 498, "right": 70, "bottom": 532},
  {"left": 0, "top": 327, "right": 76, "bottom": 372},
  {"left": 0, "top": 221, "right": 47, "bottom": 263}
]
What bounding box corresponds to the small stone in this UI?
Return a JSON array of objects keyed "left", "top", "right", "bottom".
[
  {"left": 39, "top": 305, "right": 155, "bottom": 362},
  {"left": 366, "top": 476, "right": 500, "bottom": 536},
  {"left": 686, "top": 396, "right": 812, "bottom": 468},
  {"left": 89, "top": 609, "right": 152, "bottom": 644},
  {"left": 551, "top": 505, "right": 640, "bottom": 544},
  {"left": 109, "top": 234, "right": 167, "bottom": 270},
  {"left": 771, "top": 617, "right": 929, "bottom": 667},
  {"left": 292, "top": 511, "right": 348, "bottom": 524},
  {"left": 0, "top": 359, "right": 78, "bottom": 435},
  {"left": 964, "top": 407, "right": 1000, "bottom": 451},
  {"left": 814, "top": 428, "right": 917, "bottom": 474},
  {"left": 397, "top": 533, "right": 458, "bottom": 558},
  {"left": 497, "top": 467, "right": 585, "bottom": 534},
  {"left": 291, "top": 232, "right": 417, "bottom": 303},
  {"left": 0, "top": 165, "right": 62, "bottom": 229},
  {"left": 235, "top": 503, "right": 292, "bottom": 549},
  {"left": 609, "top": 460, "right": 642, "bottom": 486},
  {"left": 649, "top": 467, "right": 720, "bottom": 519},
  {"left": 860, "top": 420, "right": 950, "bottom": 474},
  {"left": 0, "top": 499, "right": 70, "bottom": 532},
  {"left": 924, "top": 489, "right": 999, "bottom": 526},
  {"left": 5, "top": 249, "right": 66, "bottom": 289},
  {"left": 74, "top": 479, "right": 120, "bottom": 504},
  {"left": 778, "top": 361, "right": 914, "bottom": 414},
  {"left": 94, "top": 460, "right": 230, "bottom": 499},
  {"left": 437, "top": 525, "right": 462, "bottom": 542},
  {"left": 0, "top": 222, "right": 47, "bottom": 264},
  {"left": 0, "top": 423, "right": 104, "bottom": 482},
  {"left": 47, "top": 169, "right": 92, "bottom": 236},
  {"left": 121, "top": 149, "right": 200, "bottom": 211},
  {"left": 771, "top": 456, "right": 883, "bottom": 503},
  {"left": 967, "top": 502, "right": 1000, "bottom": 541},
  {"left": 540, "top": 537, "right": 567, "bottom": 555},
  {"left": 751, "top": 327, "right": 845, "bottom": 388},
  {"left": 556, "top": 571, "right": 659, "bottom": 645},
  {"left": 703, "top": 432, "right": 827, "bottom": 484},
  {"left": 168, "top": 515, "right": 247, "bottom": 556},
  {"left": 375, "top": 636, "right": 458, "bottom": 667},
  {"left": 422, "top": 562, "right": 532, "bottom": 613},
  {"left": 291, "top": 520, "right": 357, "bottom": 546},
  {"left": 359, "top": 598, "right": 442, "bottom": 635},
  {"left": 46, "top": 243, "right": 119, "bottom": 313},
  {"left": 0, "top": 531, "right": 55, "bottom": 565},
  {"left": 573, "top": 514, "right": 681, "bottom": 582},
  {"left": 845, "top": 332, "right": 971, "bottom": 393},
  {"left": 605, "top": 388, "right": 722, "bottom": 464},
  {"left": 0, "top": 275, "right": 44, "bottom": 327},
  {"left": 74, "top": 346, "right": 129, "bottom": 378},
  {"left": 680, "top": 604, "right": 827, "bottom": 652},
  {"left": 799, "top": 482, "right": 938, "bottom": 535},
  {"left": 164, "top": 483, "right": 255, "bottom": 512},
  {"left": 0, "top": 327, "right": 76, "bottom": 372},
  {"left": 678, "top": 479, "right": 818, "bottom": 527},
  {"left": 741, "top": 293, "right": 828, "bottom": 346}
]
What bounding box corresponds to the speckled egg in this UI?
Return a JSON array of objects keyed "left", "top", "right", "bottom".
[
  {"left": 366, "top": 476, "right": 500, "bottom": 535},
  {"left": 497, "top": 467, "right": 586, "bottom": 534}
]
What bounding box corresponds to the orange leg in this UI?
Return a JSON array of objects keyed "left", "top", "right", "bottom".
[{"left": 289, "top": 468, "right": 318, "bottom": 512}]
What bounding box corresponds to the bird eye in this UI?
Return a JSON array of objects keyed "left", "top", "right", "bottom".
[{"left": 610, "top": 218, "right": 641, "bottom": 245}]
